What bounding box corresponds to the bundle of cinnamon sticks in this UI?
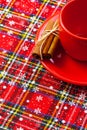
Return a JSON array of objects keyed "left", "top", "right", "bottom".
[{"left": 32, "top": 19, "right": 59, "bottom": 60}]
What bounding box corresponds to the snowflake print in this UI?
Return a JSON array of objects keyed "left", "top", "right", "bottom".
[
  {"left": 9, "top": 20, "right": 15, "bottom": 26},
  {"left": 34, "top": 108, "right": 41, "bottom": 114},
  {"left": 22, "top": 46, "right": 28, "bottom": 51},
  {"left": 36, "top": 95, "right": 43, "bottom": 102},
  {"left": 79, "top": 93, "right": 86, "bottom": 100}
]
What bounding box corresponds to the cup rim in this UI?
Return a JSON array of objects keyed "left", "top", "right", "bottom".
[{"left": 60, "top": 0, "right": 87, "bottom": 40}]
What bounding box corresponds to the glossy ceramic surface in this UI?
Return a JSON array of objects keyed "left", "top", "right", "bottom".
[
  {"left": 35, "top": 13, "right": 87, "bottom": 86},
  {"left": 59, "top": 0, "right": 87, "bottom": 61}
]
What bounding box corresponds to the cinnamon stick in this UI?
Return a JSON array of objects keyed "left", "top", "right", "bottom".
[
  {"left": 32, "top": 19, "right": 59, "bottom": 59},
  {"left": 32, "top": 20, "right": 55, "bottom": 58},
  {"left": 47, "top": 35, "right": 59, "bottom": 58},
  {"left": 43, "top": 33, "right": 54, "bottom": 57}
]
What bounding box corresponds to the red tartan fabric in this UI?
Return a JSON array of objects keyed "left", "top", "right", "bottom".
[{"left": 0, "top": 0, "right": 87, "bottom": 130}]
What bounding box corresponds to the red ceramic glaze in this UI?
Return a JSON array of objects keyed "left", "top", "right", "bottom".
[
  {"left": 35, "top": 13, "right": 87, "bottom": 86},
  {"left": 59, "top": 0, "right": 87, "bottom": 61}
]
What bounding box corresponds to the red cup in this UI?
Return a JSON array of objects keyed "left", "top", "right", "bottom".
[{"left": 59, "top": 0, "right": 87, "bottom": 61}]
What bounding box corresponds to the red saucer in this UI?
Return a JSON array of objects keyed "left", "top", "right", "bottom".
[{"left": 36, "top": 13, "right": 87, "bottom": 86}]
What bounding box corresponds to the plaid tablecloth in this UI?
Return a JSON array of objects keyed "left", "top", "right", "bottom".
[{"left": 0, "top": 0, "right": 87, "bottom": 130}]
